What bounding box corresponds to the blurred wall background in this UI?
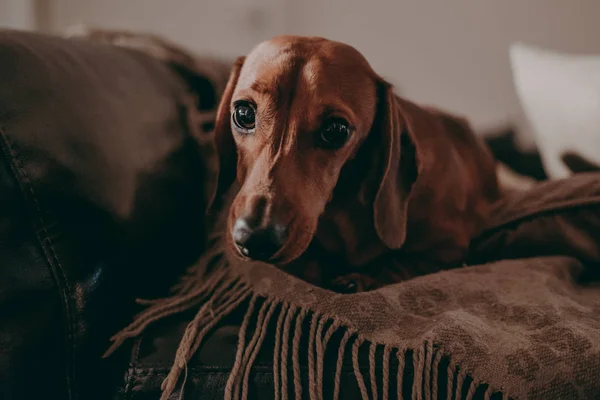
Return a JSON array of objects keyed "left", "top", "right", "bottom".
[
  {"left": 2, "top": 0, "right": 600, "bottom": 146},
  {"left": 0, "top": 0, "right": 36, "bottom": 30}
]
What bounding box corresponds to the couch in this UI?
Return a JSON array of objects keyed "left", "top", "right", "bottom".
[{"left": 2, "top": 30, "right": 595, "bottom": 400}]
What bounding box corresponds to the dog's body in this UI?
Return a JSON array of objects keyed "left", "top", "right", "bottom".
[
  {"left": 60, "top": 28, "right": 537, "bottom": 290},
  {"left": 210, "top": 36, "right": 501, "bottom": 291}
]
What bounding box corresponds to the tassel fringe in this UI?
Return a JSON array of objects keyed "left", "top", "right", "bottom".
[{"left": 103, "top": 252, "right": 508, "bottom": 400}]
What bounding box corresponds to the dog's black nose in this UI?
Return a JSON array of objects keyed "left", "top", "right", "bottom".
[{"left": 232, "top": 218, "right": 287, "bottom": 261}]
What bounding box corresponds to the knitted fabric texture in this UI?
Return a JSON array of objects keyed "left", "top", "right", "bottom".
[{"left": 105, "top": 173, "right": 600, "bottom": 400}]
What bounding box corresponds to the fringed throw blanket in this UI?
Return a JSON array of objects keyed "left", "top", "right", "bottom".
[{"left": 105, "top": 173, "right": 600, "bottom": 400}]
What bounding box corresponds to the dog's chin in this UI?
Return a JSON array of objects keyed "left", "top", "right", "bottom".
[
  {"left": 275, "top": 226, "right": 318, "bottom": 264},
  {"left": 225, "top": 232, "right": 313, "bottom": 267}
]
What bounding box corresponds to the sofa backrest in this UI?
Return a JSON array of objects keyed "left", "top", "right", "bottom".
[{"left": 0, "top": 29, "right": 228, "bottom": 400}]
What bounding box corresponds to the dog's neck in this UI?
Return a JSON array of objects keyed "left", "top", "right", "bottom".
[{"left": 315, "top": 195, "right": 387, "bottom": 267}]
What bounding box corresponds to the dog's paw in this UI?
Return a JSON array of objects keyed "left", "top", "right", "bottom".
[{"left": 331, "top": 273, "right": 376, "bottom": 293}]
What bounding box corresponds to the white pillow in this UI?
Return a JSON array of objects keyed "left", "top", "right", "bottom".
[{"left": 510, "top": 43, "right": 600, "bottom": 178}]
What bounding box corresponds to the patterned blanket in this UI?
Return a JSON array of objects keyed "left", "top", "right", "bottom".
[{"left": 105, "top": 173, "right": 600, "bottom": 400}]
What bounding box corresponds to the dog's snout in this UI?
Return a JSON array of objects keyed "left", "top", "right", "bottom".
[{"left": 232, "top": 217, "right": 287, "bottom": 261}]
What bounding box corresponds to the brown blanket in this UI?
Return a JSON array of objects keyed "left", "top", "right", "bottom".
[{"left": 106, "top": 173, "right": 600, "bottom": 400}]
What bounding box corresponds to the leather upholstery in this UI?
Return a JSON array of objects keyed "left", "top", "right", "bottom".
[{"left": 0, "top": 30, "right": 219, "bottom": 400}]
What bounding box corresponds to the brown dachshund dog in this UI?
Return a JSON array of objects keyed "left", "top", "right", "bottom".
[{"left": 208, "top": 36, "right": 500, "bottom": 292}]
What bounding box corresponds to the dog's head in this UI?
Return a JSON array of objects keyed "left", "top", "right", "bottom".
[{"left": 209, "top": 36, "right": 492, "bottom": 266}]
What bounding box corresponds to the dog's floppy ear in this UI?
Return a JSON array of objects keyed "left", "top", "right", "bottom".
[
  {"left": 205, "top": 56, "right": 246, "bottom": 210},
  {"left": 372, "top": 81, "right": 420, "bottom": 249}
]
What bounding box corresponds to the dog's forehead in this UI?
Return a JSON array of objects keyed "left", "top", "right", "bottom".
[
  {"left": 237, "top": 37, "right": 376, "bottom": 93},
  {"left": 234, "top": 39, "right": 378, "bottom": 127}
]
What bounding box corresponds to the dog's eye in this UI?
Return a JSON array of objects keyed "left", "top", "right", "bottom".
[
  {"left": 232, "top": 102, "right": 256, "bottom": 131},
  {"left": 317, "top": 120, "right": 351, "bottom": 150}
]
